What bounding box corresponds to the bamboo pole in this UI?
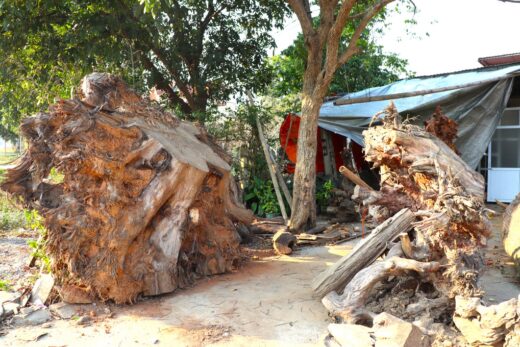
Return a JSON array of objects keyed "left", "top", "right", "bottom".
[
  {"left": 268, "top": 148, "right": 293, "bottom": 206},
  {"left": 256, "top": 117, "right": 288, "bottom": 223},
  {"left": 334, "top": 75, "right": 515, "bottom": 106},
  {"left": 339, "top": 166, "right": 374, "bottom": 191}
]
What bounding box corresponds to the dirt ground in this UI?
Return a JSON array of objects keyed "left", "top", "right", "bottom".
[{"left": 0, "top": 208, "right": 518, "bottom": 347}]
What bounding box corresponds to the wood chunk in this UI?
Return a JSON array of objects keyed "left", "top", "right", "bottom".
[
  {"left": 373, "top": 312, "right": 430, "bottom": 347},
  {"left": 312, "top": 208, "right": 415, "bottom": 297},
  {"left": 453, "top": 295, "right": 518, "bottom": 346},
  {"left": 273, "top": 230, "right": 297, "bottom": 255},
  {"left": 30, "top": 274, "right": 54, "bottom": 306},
  {"left": 328, "top": 323, "right": 374, "bottom": 347},
  {"left": 322, "top": 257, "right": 440, "bottom": 324}
]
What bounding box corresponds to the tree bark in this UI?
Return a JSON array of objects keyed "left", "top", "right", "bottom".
[
  {"left": 287, "top": 0, "right": 396, "bottom": 231},
  {"left": 1, "top": 73, "right": 252, "bottom": 304}
]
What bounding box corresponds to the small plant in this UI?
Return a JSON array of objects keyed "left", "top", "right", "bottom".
[
  {"left": 25, "top": 209, "right": 51, "bottom": 273},
  {"left": 316, "top": 179, "right": 334, "bottom": 207},
  {"left": 244, "top": 177, "right": 280, "bottom": 217},
  {"left": 0, "top": 279, "right": 12, "bottom": 291}
]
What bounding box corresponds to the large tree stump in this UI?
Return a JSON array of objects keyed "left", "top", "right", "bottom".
[
  {"left": 1, "top": 73, "right": 253, "bottom": 303},
  {"left": 318, "top": 104, "right": 493, "bottom": 336},
  {"left": 503, "top": 193, "right": 520, "bottom": 269}
]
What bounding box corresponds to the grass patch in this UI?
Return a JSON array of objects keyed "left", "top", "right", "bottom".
[
  {"left": 0, "top": 191, "right": 26, "bottom": 232},
  {"left": 0, "top": 152, "right": 20, "bottom": 165},
  {"left": 0, "top": 279, "right": 12, "bottom": 291}
]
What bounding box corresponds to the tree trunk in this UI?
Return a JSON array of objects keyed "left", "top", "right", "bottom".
[
  {"left": 289, "top": 98, "right": 321, "bottom": 231},
  {"left": 289, "top": 41, "right": 326, "bottom": 231},
  {"left": 1, "top": 73, "right": 252, "bottom": 304}
]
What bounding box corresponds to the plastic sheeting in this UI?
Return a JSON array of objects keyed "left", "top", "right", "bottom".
[{"left": 318, "top": 64, "right": 520, "bottom": 168}]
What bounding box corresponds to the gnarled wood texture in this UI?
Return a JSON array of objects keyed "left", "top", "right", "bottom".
[
  {"left": 353, "top": 104, "right": 489, "bottom": 298},
  {"left": 1, "top": 73, "right": 252, "bottom": 303},
  {"left": 503, "top": 193, "right": 520, "bottom": 269},
  {"left": 319, "top": 105, "right": 496, "bottom": 343}
]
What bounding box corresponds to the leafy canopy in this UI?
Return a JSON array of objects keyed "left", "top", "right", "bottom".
[
  {"left": 269, "top": 12, "right": 413, "bottom": 97},
  {"left": 0, "top": 0, "right": 289, "bottom": 138}
]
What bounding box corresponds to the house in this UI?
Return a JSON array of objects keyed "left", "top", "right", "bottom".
[{"left": 280, "top": 54, "right": 520, "bottom": 202}]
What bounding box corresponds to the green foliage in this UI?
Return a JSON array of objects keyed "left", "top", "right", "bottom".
[
  {"left": 268, "top": 3, "right": 415, "bottom": 97},
  {"left": 269, "top": 32, "right": 412, "bottom": 97},
  {"left": 48, "top": 167, "right": 64, "bottom": 184},
  {"left": 244, "top": 177, "right": 280, "bottom": 217},
  {"left": 0, "top": 0, "right": 289, "bottom": 130},
  {"left": 0, "top": 279, "right": 12, "bottom": 291},
  {"left": 316, "top": 179, "right": 334, "bottom": 207},
  {"left": 207, "top": 102, "right": 281, "bottom": 184},
  {"left": 24, "top": 209, "right": 51, "bottom": 273}
]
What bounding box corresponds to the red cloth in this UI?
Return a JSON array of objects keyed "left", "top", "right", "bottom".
[{"left": 279, "top": 114, "right": 344, "bottom": 173}]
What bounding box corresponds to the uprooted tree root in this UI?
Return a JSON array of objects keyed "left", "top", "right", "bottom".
[
  {"left": 317, "top": 104, "right": 519, "bottom": 346},
  {"left": 1, "top": 73, "right": 253, "bottom": 304}
]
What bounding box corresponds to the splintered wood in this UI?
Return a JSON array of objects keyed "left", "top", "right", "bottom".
[
  {"left": 1, "top": 73, "right": 252, "bottom": 304},
  {"left": 317, "top": 104, "right": 519, "bottom": 346}
]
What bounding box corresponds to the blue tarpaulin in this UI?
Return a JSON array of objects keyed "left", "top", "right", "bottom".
[{"left": 318, "top": 64, "right": 520, "bottom": 168}]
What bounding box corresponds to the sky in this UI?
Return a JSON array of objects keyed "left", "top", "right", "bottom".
[{"left": 273, "top": 0, "right": 520, "bottom": 77}]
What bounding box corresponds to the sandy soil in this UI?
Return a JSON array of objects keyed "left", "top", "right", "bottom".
[
  {"left": 1, "top": 244, "right": 354, "bottom": 347},
  {"left": 0, "top": 208, "right": 518, "bottom": 347}
]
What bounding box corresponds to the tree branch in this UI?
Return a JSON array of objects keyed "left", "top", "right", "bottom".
[
  {"left": 114, "top": 0, "right": 197, "bottom": 111},
  {"left": 287, "top": 0, "right": 315, "bottom": 37},
  {"left": 336, "top": 0, "right": 395, "bottom": 69}
]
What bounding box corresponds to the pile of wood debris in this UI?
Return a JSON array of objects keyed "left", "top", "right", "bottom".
[{"left": 311, "top": 105, "right": 519, "bottom": 347}]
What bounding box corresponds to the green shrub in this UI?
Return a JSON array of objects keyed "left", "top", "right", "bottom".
[
  {"left": 244, "top": 177, "right": 281, "bottom": 217},
  {"left": 316, "top": 179, "right": 334, "bottom": 207},
  {"left": 24, "top": 210, "right": 51, "bottom": 273}
]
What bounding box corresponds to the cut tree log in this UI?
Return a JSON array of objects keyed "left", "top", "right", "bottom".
[
  {"left": 1, "top": 73, "right": 253, "bottom": 303},
  {"left": 503, "top": 192, "right": 520, "bottom": 268},
  {"left": 312, "top": 208, "right": 415, "bottom": 297},
  {"left": 273, "top": 230, "right": 297, "bottom": 255}
]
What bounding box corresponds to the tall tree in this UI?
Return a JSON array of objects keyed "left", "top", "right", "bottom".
[
  {"left": 270, "top": 32, "right": 412, "bottom": 97},
  {"left": 0, "top": 0, "right": 288, "bottom": 131},
  {"left": 286, "top": 0, "right": 402, "bottom": 231}
]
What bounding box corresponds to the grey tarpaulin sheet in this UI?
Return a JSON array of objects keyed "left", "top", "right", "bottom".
[{"left": 317, "top": 64, "right": 520, "bottom": 168}]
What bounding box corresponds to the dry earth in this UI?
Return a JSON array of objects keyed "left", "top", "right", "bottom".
[{"left": 0, "top": 209, "right": 518, "bottom": 347}]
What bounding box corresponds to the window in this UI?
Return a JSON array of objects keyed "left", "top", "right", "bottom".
[{"left": 491, "top": 108, "right": 520, "bottom": 168}]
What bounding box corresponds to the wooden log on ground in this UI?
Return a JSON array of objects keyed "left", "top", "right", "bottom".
[
  {"left": 503, "top": 193, "right": 520, "bottom": 268},
  {"left": 273, "top": 230, "right": 297, "bottom": 255},
  {"left": 1, "top": 73, "right": 253, "bottom": 303},
  {"left": 312, "top": 208, "right": 415, "bottom": 297},
  {"left": 322, "top": 255, "right": 440, "bottom": 324}
]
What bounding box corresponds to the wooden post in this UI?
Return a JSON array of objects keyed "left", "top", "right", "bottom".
[
  {"left": 268, "top": 148, "right": 293, "bottom": 206},
  {"left": 339, "top": 166, "right": 374, "bottom": 191},
  {"left": 256, "top": 117, "right": 289, "bottom": 223}
]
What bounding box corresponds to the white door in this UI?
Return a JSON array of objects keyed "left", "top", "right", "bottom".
[{"left": 487, "top": 108, "right": 520, "bottom": 202}]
